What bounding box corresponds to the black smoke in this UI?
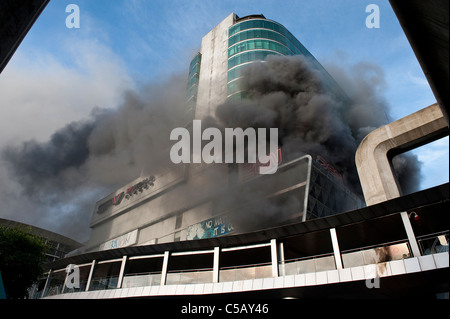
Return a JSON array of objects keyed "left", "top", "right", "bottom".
[
  {"left": 0, "top": 75, "right": 188, "bottom": 241},
  {"left": 0, "top": 56, "right": 422, "bottom": 241},
  {"left": 2, "top": 119, "right": 95, "bottom": 195},
  {"left": 213, "top": 55, "right": 421, "bottom": 196}
]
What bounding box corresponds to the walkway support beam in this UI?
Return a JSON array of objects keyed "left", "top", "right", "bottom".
[
  {"left": 356, "top": 103, "right": 447, "bottom": 206},
  {"left": 356, "top": 103, "right": 448, "bottom": 257}
]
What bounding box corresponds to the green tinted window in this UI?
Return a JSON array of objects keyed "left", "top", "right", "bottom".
[
  {"left": 189, "top": 53, "right": 201, "bottom": 70},
  {"left": 227, "top": 77, "right": 246, "bottom": 96},
  {"left": 189, "top": 63, "right": 200, "bottom": 76},
  {"left": 227, "top": 64, "right": 248, "bottom": 82},
  {"left": 229, "top": 20, "right": 312, "bottom": 59},
  {"left": 229, "top": 29, "right": 309, "bottom": 57},
  {"left": 228, "top": 50, "right": 282, "bottom": 69},
  {"left": 227, "top": 91, "right": 250, "bottom": 101},
  {"left": 187, "top": 84, "right": 198, "bottom": 98},
  {"left": 229, "top": 19, "right": 284, "bottom": 37},
  {"left": 229, "top": 39, "right": 294, "bottom": 58},
  {"left": 187, "top": 73, "right": 199, "bottom": 87}
]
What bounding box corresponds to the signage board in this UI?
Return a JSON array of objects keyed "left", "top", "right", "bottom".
[
  {"left": 186, "top": 215, "right": 234, "bottom": 240},
  {"left": 99, "top": 229, "right": 138, "bottom": 251}
]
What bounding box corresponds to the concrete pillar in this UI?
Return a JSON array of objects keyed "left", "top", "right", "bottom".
[
  {"left": 85, "top": 260, "right": 96, "bottom": 291},
  {"left": 213, "top": 247, "right": 220, "bottom": 283},
  {"left": 400, "top": 212, "right": 422, "bottom": 257},
  {"left": 61, "top": 267, "right": 69, "bottom": 294},
  {"left": 330, "top": 228, "right": 343, "bottom": 270},
  {"left": 160, "top": 251, "right": 170, "bottom": 286},
  {"left": 278, "top": 241, "right": 286, "bottom": 276},
  {"left": 42, "top": 269, "right": 53, "bottom": 297},
  {"left": 116, "top": 256, "right": 128, "bottom": 288},
  {"left": 270, "top": 239, "right": 279, "bottom": 277}
]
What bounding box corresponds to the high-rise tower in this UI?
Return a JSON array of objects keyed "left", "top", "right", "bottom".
[
  {"left": 82, "top": 13, "right": 361, "bottom": 255},
  {"left": 187, "top": 13, "right": 346, "bottom": 120}
]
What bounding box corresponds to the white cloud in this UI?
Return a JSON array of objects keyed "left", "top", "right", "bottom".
[
  {"left": 0, "top": 32, "right": 135, "bottom": 240},
  {"left": 416, "top": 139, "right": 448, "bottom": 163},
  {"left": 407, "top": 70, "right": 429, "bottom": 87},
  {"left": 413, "top": 136, "right": 449, "bottom": 189},
  {"left": 0, "top": 37, "right": 135, "bottom": 146}
]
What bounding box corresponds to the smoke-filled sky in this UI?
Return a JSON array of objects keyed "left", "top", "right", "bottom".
[{"left": 0, "top": 0, "right": 448, "bottom": 242}]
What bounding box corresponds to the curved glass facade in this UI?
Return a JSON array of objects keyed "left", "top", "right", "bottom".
[
  {"left": 187, "top": 52, "right": 201, "bottom": 115},
  {"left": 226, "top": 17, "right": 348, "bottom": 101},
  {"left": 229, "top": 38, "right": 294, "bottom": 58},
  {"left": 228, "top": 50, "right": 282, "bottom": 69},
  {"left": 227, "top": 18, "right": 314, "bottom": 99},
  {"left": 185, "top": 14, "right": 347, "bottom": 115}
]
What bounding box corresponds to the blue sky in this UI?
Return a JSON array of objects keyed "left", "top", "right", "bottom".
[{"left": 0, "top": 0, "right": 448, "bottom": 238}]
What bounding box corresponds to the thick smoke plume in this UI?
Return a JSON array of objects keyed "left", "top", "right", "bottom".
[
  {"left": 1, "top": 55, "right": 422, "bottom": 241},
  {"left": 1, "top": 75, "right": 188, "bottom": 241},
  {"left": 213, "top": 55, "right": 421, "bottom": 195}
]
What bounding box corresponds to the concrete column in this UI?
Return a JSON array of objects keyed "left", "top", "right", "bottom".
[
  {"left": 61, "top": 268, "right": 69, "bottom": 294},
  {"left": 116, "top": 256, "right": 128, "bottom": 288},
  {"left": 330, "top": 228, "right": 343, "bottom": 270},
  {"left": 213, "top": 247, "right": 220, "bottom": 283},
  {"left": 42, "top": 269, "right": 53, "bottom": 297},
  {"left": 356, "top": 103, "right": 447, "bottom": 206},
  {"left": 160, "top": 251, "right": 170, "bottom": 286},
  {"left": 270, "top": 239, "right": 279, "bottom": 277},
  {"left": 278, "top": 241, "right": 286, "bottom": 276},
  {"left": 400, "top": 212, "right": 422, "bottom": 257},
  {"left": 85, "top": 260, "right": 96, "bottom": 291}
]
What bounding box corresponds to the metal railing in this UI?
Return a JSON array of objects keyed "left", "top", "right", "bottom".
[{"left": 37, "top": 230, "right": 449, "bottom": 298}]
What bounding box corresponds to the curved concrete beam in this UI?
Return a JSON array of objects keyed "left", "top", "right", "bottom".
[{"left": 356, "top": 103, "right": 448, "bottom": 206}]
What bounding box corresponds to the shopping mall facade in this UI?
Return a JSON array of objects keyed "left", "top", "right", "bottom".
[{"left": 34, "top": 182, "right": 448, "bottom": 299}]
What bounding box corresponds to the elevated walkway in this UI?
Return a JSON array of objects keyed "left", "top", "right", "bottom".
[{"left": 43, "top": 252, "right": 448, "bottom": 299}]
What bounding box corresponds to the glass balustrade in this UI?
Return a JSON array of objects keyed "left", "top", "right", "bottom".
[
  {"left": 279, "top": 254, "right": 336, "bottom": 276},
  {"left": 341, "top": 241, "right": 411, "bottom": 268},
  {"left": 417, "top": 231, "right": 449, "bottom": 255},
  {"left": 219, "top": 263, "right": 272, "bottom": 282},
  {"left": 122, "top": 272, "right": 162, "bottom": 288},
  {"left": 166, "top": 268, "right": 213, "bottom": 285},
  {"left": 89, "top": 276, "right": 119, "bottom": 291},
  {"left": 38, "top": 230, "right": 447, "bottom": 298}
]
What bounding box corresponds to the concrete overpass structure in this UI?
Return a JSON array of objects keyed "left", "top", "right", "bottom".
[
  {"left": 389, "top": 0, "right": 449, "bottom": 125},
  {"left": 356, "top": 0, "right": 449, "bottom": 263}
]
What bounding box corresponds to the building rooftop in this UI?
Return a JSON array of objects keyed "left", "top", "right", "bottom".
[{"left": 0, "top": 218, "right": 82, "bottom": 260}]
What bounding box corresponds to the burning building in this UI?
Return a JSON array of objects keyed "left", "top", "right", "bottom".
[
  {"left": 31, "top": 11, "right": 448, "bottom": 300},
  {"left": 82, "top": 13, "right": 363, "bottom": 253}
]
